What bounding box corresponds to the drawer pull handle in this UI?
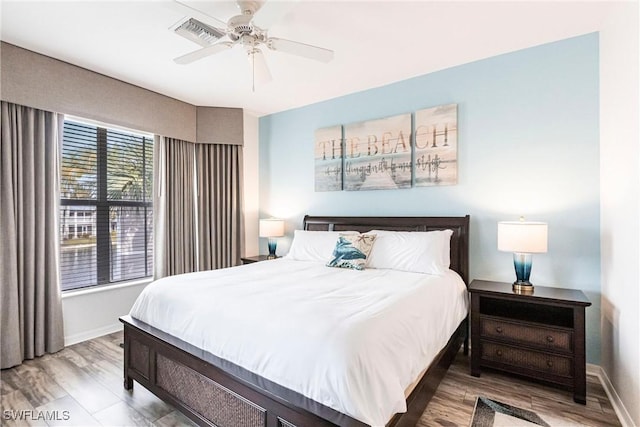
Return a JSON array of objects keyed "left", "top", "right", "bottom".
[
  {"left": 547, "top": 360, "right": 553, "bottom": 368},
  {"left": 546, "top": 336, "right": 554, "bottom": 343},
  {"left": 496, "top": 349, "right": 503, "bottom": 357},
  {"left": 495, "top": 327, "right": 503, "bottom": 334}
]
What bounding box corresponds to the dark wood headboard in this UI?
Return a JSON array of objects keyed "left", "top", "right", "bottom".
[{"left": 303, "top": 215, "right": 470, "bottom": 286}]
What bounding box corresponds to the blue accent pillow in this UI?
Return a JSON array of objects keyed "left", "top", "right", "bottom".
[{"left": 326, "top": 234, "right": 377, "bottom": 271}]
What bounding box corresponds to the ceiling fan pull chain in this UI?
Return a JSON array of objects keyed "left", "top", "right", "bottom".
[{"left": 252, "top": 50, "right": 256, "bottom": 92}]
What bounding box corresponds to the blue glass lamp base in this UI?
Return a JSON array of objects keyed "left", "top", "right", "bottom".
[
  {"left": 512, "top": 252, "right": 534, "bottom": 293},
  {"left": 267, "top": 239, "right": 277, "bottom": 260}
]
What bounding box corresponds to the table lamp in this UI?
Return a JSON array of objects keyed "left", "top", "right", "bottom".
[
  {"left": 259, "top": 218, "right": 285, "bottom": 259},
  {"left": 498, "top": 218, "right": 548, "bottom": 293}
]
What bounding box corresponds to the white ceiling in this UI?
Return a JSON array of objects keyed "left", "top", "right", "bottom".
[{"left": 1, "top": 1, "right": 617, "bottom": 116}]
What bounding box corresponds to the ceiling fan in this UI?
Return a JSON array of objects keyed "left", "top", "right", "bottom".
[{"left": 169, "top": 0, "right": 334, "bottom": 90}]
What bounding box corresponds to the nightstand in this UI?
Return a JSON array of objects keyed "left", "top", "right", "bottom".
[
  {"left": 469, "top": 279, "right": 591, "bottom": 404},
  {"left": 241, "top": 255, "right": 277, "bottom": 264}
]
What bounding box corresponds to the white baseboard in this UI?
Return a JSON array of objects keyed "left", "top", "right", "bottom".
[
  {"left": 587, "top": 363, "right": 635, "bottom": 427},
  {"left": 64, "top": 323, "right": 123, "bottom": 346}
]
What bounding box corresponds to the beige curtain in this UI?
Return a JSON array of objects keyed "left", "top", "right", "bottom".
[
  {"left": 0, "top": 101, "right": 64, "bottom": 369},
  {"left": 195, "top": 144, "right": 244, "bottom": 270},
  {"left": 153, "top": 136, "right": 196, "bottom": 278}
]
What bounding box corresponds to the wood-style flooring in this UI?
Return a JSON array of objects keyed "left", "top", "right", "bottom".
[
  {"left": 0, "top": 331, "right": 622, "bottom": 426},
  {"left": 419, "top": 351, "right": 622, "bottom": 427}
]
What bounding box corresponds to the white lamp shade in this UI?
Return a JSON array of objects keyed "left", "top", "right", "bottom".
[
  {"left": 498, "top": 221, "right": 548, "bottom": 253},
  {"left": 259, "top": 219, "right": 284, "bottom": 238}
]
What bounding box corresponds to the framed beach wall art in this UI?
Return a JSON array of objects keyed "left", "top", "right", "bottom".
[
  {"left": 314, "top": 125, "right": 343, "bottom": 192},
  {"left": 343, "top": 113, "right": 412, "bottom": 191},
  {"left": 414, "top": 104, "right": 458, "bottom": 187}
]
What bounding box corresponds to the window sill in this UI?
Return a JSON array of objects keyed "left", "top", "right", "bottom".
[{"left": 61, "top": 277, "right": 153, "bottom": 299}]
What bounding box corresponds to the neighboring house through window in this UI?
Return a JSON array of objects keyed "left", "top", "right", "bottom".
[{"left": 60, "top": 119, "right": 153, "bottom": 291}]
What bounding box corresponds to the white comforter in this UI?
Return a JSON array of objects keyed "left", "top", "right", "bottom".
[{"left": 130, "top": 259, "right": 468, "bottom": 426}]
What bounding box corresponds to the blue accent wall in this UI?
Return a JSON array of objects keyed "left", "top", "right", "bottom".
[{"left": 259, "top": 33, "right": 600, "bottom": 363}]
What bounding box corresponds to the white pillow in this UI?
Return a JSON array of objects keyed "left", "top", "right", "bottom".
[
  {"left": 284, "top": 230, "right": 358, "bottom": 262},
  {"left": 367, "top": 229, "right": 453, "bottom": 275}
]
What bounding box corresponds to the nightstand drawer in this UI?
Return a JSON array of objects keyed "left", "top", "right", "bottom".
[
  {"left": 481, "top": 342, "right": 572, "bottom": 377},
  {"left": 480, "top": 317, "right": 573, "bottom": 352}
]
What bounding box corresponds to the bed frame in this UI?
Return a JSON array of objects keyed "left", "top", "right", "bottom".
[{"left": 120, "top": 215, "right": 470, "bottom": 427}]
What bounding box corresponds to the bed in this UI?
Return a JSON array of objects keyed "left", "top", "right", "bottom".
[{"left": 120, "top": 215, "right": 470, "bottom": 427}]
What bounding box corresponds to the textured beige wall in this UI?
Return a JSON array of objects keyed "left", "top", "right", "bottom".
[{"left": 0, "top": 42, "right": 197, "bottom": 141}]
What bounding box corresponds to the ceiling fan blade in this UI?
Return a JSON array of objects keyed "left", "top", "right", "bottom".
[
  {"left": 251, "top": 0, "right": 300, "bottom": 29},
  {"left": 267, "top": 37, "right": 334, "bottom": 63},
  {"left": 248, "top": 49, "right": 272, "bottom": 90},
  {"left": 167, "top": 0, "right": 228, "bottom": 30},
  {"left": 174, "top": 41, "right": 234, "bottom": 65}
]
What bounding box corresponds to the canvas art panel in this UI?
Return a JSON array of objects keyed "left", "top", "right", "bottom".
[
  {"left": 343, "top": 113, "right": 412, "bottom": 191},
  {"left": 314, "top": 125, "right": 343, "bottom": 192},
  {"left": 414, "top": 104, "right": 458, "bottom": 186}
]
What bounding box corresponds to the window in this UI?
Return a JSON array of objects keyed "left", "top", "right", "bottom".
[{"left": 60, "top": 120, "right": 153, "bottom": 291}]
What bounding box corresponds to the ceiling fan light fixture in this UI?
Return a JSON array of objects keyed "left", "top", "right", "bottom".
[
  {"left": 174, "top": 18, "right": 226, "bottom": 47},
  {"left": 170, "top": 0, "right": 333, "bottom": 87}
]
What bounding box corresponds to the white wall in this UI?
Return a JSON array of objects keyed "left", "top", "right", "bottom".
[
  {"left": 599, "top": 2, "right": 640, "bottom": 426},
  {"left": 62, "top": 281, "right": 148, "bottom": 345},
  {"left": 243, "top": 111, "right": 260, "bottom": 256}
]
